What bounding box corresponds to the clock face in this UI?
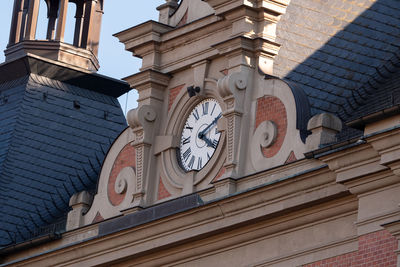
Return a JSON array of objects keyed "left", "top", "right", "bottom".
[{"left": 179, "top": 98, "right": 222, "bottom": 171}]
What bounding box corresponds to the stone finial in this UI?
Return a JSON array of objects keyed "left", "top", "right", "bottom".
[
  {"left": 66, "top": 191, "right": 93, "bottom": 231},
  {"left": 157, "top": 0, "right": 179, "bottom": 24},
  {"left": 306, "top": 113, "right": 342, "bottom": 151}
]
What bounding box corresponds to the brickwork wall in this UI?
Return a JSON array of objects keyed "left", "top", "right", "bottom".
[
  {"left": 255, "top": 96, "right": 287, "bottom": 158},
  {"left": 107, "top": 144, "right": 136, "bottom": 206},
  {"left": 177, "top": 9, "right": 188, "bottom": 27},
  {"left": 285, "top": 151, "right": 297, "bottom": 164},
  {"left": 168, "top": 84, "right": 185, "bottom": 112},
  {"left": 158, "top": 177, "right": 172, "bottom": 200},
  {"left": 303, "top": 230, "right": 398, "bottom": 267},
  {"left": 92, "top": 211, "right": 104, "bottom": 224}
]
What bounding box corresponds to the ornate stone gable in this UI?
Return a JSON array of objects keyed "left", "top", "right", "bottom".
[{"left": 67, "top": 0, "right": 343, "bottom": 228}]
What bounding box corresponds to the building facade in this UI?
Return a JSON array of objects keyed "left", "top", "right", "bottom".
[{"left": 2, "top": 0, "right": 400, "bottom": 266}]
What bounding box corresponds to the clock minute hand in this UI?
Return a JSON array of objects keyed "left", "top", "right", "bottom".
[{"left": 198, "top": 113, "right": 222, "bottom": 139}]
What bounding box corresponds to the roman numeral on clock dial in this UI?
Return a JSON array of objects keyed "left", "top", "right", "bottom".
[{"left": 182, "top": 136, "right": 190, "bottom": 145}]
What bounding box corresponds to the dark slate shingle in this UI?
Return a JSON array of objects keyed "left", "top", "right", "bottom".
[{"left": 0, "top": 74, "right": 126, "bottom": 248}]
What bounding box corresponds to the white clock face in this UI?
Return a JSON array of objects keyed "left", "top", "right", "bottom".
[{"left": 179, "top": 98, "right": 222, "bottom": 171}]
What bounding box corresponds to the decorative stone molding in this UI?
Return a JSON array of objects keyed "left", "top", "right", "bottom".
[
  {"left": 254, "top": 120, "right": 278, "bottom": 149},
  {"left": 158, "top": 78, "right": 227, "bottom": 199},
  {"left": 207, "top": 0, "right": 290, "bottom": 74},
  {"left": 114, "top": 167, "right": 135, "bottom": 195},
  {"left": 126, "top": 105, "right": 158, "bottom": 207},
  {"left": 217, "top": 71, "right": 248, "bottom": 179},
  {"left": 66, "top": 128, "right": 141, "bottom": 229},
  {"left": 115, "top": 22, "right": 173, "bottom": 71},
  {"left": 368, "top": 127, "right": 400, "bottom": 177},
  {"left": 306, "top": 113, "right": 342, "bottom": 151},
  {"left": 250, "top": 78, "right": 307, "bottom": 172},
  {"left": 319, "top": 128, "right": 400, "bottom": 236},
  {"left": 128, "top": 105, "right": 157, "bottom": 144}
]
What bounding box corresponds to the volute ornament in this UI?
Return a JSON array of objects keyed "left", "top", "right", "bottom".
[
  {"left": 114, "top": 167, "right": 135, "bottom": 195},
  {"left": 127, "top": 105, "right": 157, "bottom": 129},
  {"left": 217, "top": 72, "right": 247, "bottom": 98}
]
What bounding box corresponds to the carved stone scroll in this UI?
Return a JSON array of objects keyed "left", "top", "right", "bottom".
[
  {"left": 127, "top": 105, "right": 158, "bottom": 207},
  {"left": 217, "top": 72, "right": 248, "bottom": 178}
]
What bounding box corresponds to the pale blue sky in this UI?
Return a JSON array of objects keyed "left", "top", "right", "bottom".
[{"left": 0, "top": 1, "right": 164, "bottom": 114}]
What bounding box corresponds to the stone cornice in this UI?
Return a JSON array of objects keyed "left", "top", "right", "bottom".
[
  {"left": 203, "top": 0, "right": 290, "bottom": 16},
  {"left": 114, "top": 20, "right": 173, "bottom": 52},
  {"left": 320, "top": 126, "right": 400, "bottom": 195},
  {"left": 2, "top": 161, "right": 352, "bottom": 266}
]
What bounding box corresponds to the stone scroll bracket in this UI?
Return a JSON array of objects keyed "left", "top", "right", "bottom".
[
  {"left": 217, "top": 71, "right": 249, "bottom": 179},
  {"left": 127, "top": 105, "right": 158, "bottom": 208},
  {"left": 249, "top": 77, "right": 312, "bottom": 172}
]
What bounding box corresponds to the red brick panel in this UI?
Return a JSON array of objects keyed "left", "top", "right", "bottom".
[
  {"left": 177, "top": 9, "right": 188, "bottom": 27},
  {"left": 107, "top": 144, "right": 136, "bottom": 206},
  {"left": 285, "top": 151, "right": 297, "bottom": 164},
  {"left": 212, "top": 166, "right": 226, "bottom": 183},
  {"left": 168, "top": 84, "right": 185, "bottom": 112},
  {"left": 255, "top": 96, "right": 287, "bottom": 158},
  {"left": 303, "top": 230, "right": 398, "bottom": 267},
  {"left": 158, "top": 177, "right": 172, "bottom": 200},
  {"left": 92, "top": 211, "right": 104, "bottom": 224}
]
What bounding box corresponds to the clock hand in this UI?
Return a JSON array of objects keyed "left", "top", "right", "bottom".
[
  {"left": 202, "top": 136, "right": 217, "bottom": 148},
  {"left": 198, "top": 113, "right": 222, "bottom": 139}
]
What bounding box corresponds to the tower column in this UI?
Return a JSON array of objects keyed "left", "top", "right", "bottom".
[
  {"left": 19, "top": 0, "right": 29, "bottom": 42},
  {"left": 47, "top": 0, "right": 60, "bottom": 40},
  {"left": 9, "top": 0, "right": 26, "bottom": 45},
  {"left": 73, "top": 2, "right": 85, "bottom": 46},
  {"left": 80, "top": 0, "right": 96, "bottom": 50},
  {"left": 24, "top": 0, "right": 40, "bottom": 40},
  {"left": 55, "top": 0, "right": 69, "bottom": 42}
]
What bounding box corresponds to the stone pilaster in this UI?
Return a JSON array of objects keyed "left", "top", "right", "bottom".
[{"left": 125, "top": 70, "right": 171, "bottom": 206}]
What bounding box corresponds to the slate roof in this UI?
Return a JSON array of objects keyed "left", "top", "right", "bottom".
[
  {"left": 0, "top": 63, "right": 128, "bottom": 248},
  {"left": 274, "top": 0, "right": 400, "bottom": 120},
  {"left": 346, "top": 62, "right": 400, "bottom": 126}
]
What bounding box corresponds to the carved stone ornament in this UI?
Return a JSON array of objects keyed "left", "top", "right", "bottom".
[
  {"left": 128, "top": 105, "right": 157, "bottom": 129},
  {"left": 216, "top": 71, "right": 248, "bottom": 179},
  {"left": 255, "top": 120, "right": 278, "bottom": 148},
  {"left": 250, "top": 78, "right": 308, "bottom": 172},
  {"left": 217, "top": 72, "right": 247, "bottom": 99},
  {"left": 115, "top": 167, "right": 136, "bottom": 195},
  {"left": 157, "top": 79, "right": 227, "bottom": 198}
]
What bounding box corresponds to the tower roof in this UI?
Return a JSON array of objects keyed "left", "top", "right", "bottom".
[{"left": 0, "top": 55, "right": 128, "bottom": 248}]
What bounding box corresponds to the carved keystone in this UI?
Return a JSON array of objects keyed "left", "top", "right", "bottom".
[
  {"left": 306, "top": 113, "right": 342, "bottom": 151},
  {"left": 66, "top": 191, "right": 93, "bottom": 231}
]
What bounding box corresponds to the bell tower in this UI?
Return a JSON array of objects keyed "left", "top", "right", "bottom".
[{"left": 5, "top": 0, "right": 104, "bottom": 71}]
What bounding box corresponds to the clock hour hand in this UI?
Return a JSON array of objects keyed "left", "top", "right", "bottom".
[
  {"left": 198, "top": 113, "right": 222, "bottom": 139},
  {"left": 202, "top": 136, "right": 218, "bottom": 149}
]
